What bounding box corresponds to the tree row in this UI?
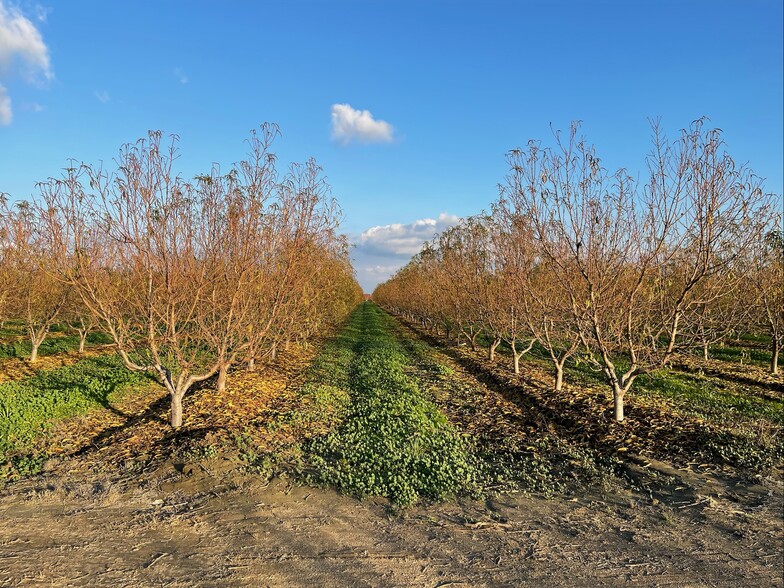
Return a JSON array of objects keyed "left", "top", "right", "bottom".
[
  {"left": 374, "top": 120, "right": 783, "bottom": 422},
  {"left": 1, "top": 124, "right": 363, "bottom": 427}
]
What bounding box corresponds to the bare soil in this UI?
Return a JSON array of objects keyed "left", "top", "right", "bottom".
[
  {"left": 1, "top": 463, "right": 782, "bottom": 587},
  {"left": 0, "top": 326, "right": 782, "bottom": 587}
]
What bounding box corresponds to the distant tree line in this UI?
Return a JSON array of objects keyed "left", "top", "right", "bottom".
[
  {"left": 374, "top": 120, "right": 782, "bottom": 422},
  {"left": 0, "top": 123, "right": 363, "bottom": 427}
]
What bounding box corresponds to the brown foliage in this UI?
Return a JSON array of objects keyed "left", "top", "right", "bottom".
[
  {"left": 4, "top": 124, "right": 361, "bottom": 428},
  {"left": 375, "top": 120, "right": 778, "bottom": 422}
]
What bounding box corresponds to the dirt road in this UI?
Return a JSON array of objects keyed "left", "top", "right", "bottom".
[{"left": 1, "top": 464, "right": 782, "bottom": 587}]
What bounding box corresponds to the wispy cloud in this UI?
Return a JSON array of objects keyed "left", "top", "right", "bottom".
[
  {"left": 22, "top": 100, "right": 43, "bottom": 112},
  {"left": 0, "top": 1, "right": 52, "bottom": 81},
  {"left": 0, "top": 83, "right": 11, "bottom": 125},
  {"left": 331, "top": 103, "right": 394, "bottom": 145},
  {"left": 352, "top": 263, "right": 404, "bottom": 293},
  {"left": 94, "top": 90, "right": 110, "bottom": 103},
  {"left": 33, "top": 4, "right": 51, "bottom": 23},
  {"left": 174, "top": 66, "right": 188, "bottom": 84},
  {"left": 0, "top": 1, "right": 51, "bottom": 125}
]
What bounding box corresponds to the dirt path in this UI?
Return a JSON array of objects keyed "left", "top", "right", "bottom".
[
  {"left": 0, "top": 314, "right": 782, "bottom": 587},
  {"left": 1, "top": 468, "right": 781, "bottom": 587}
]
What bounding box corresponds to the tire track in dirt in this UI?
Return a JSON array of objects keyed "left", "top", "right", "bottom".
[{"left": 3, "top": 471, "right": 780, "bottom": 587}]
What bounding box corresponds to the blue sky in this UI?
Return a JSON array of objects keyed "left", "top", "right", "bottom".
[{"left": 1, "top": 0, "right": 782, "bottom": 291}]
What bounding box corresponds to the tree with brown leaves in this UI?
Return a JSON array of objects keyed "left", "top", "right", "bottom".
[
  {"left": 39, "top": 125, "right": 358, "bottom": 428},
  {"left": 1, "top": 199, "right": 67, "bottom": 362}
]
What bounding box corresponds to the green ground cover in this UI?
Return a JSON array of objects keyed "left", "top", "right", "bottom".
[
  {"left": 0, "top": 330, "right": 112, "bottom": 360},
  {"left": 0, "top": 356, "right": 145, "bottom": 478},
  {"left": 303, "top": 302, "right": 477, "bottom": 506}
]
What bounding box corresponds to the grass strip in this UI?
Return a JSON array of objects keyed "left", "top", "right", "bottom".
[{"left": 304, "top": 302, "right": 477, "bottom": 506}]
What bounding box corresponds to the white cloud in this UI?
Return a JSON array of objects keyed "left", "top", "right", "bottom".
[
  {"left": 358, "top": 213, "right": 461, "bottom": 256},
  {"left": 352, "top": 213, "right": 461, "bottom": 292},
  {"left": 353, "top": 263, "right": 401, "bottom": 293},
  {"left": 0, "top": 1, "right": 52, "bottom": 81},
  {"left": 174, "top": 67, "right": 188, "bottom": 84},
  {"left": 0, "top": 1, "right": 51, "bottom": 125},
  {"left": 331, "top": 103, "right": 394, "bottom": 145},
  {"left": 362, "top": 264, "right": 402, "bottom": 277},
  {"left": 94, "top": 90, "right": 110, "bottom": 103},
  {"left": 0, "top": 83, "right": 10, "bottom": 125}
]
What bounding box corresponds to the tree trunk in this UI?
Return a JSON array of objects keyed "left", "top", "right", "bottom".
[
  {"left": 554, "top": 364, "right": 564, "bottom": 392},
  {"left": 470, "top": 331, "right": 479, "bottom": 352},
  {"left": 216, "top": 365, "right": 227, "bottom": 393},
  {"left": 78, "top": 331, "right": 87, "bottom": 354},
  {"left": 271, "top": 342, "right": 277, "bottom": 360},
  {"left": 702, "top": 341, "right": 709, "bottom": 361},
  {"left": 29, "top": 330, "right": 45, "bottom": 363},
  {"left": 612, "top": 384, "right": 625, "bottom": 422},
  {"left": 488, "top": 337, "right": 501, "bottom": 361},
  {"left": 511, "top": 339, "right": 534, "bottom": 375},
  {"left": 772, "top": 341, "right": 780, "bottom": 375},
  {"left": 28, "top": 326, "right": 47, "bottom": 363},
  {"left": 29, "top": 342, "right": 39, "bottom": 363},
  {"left": 247, "top": 356, "right": 256, "bottom": 372},
  {"left": 171, "top": 393, "right": 184, "bottom": 428}
]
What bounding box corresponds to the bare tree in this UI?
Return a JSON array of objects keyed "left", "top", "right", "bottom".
[
  {"left": 378, "top": 119, "right": 775, "bottom": 419},
  {"left": 504, "top": 119, "right": 773, "bottom": 421},
  {"left": 41, "top": 129, "right": 279, "bottom": 427},
  {"left": 490, "top": 185, "right": 583, "bottom": 389},
  {"left": 61, "top": 290, "right": 98, "bottom": 354},
  {"left": 0, "top": 195, "right": 13, "bottom": 328},
  {"left": 679, "top": 270, "right": 748, "bottom": 361},
  {"left": 486, "top": 208, "right": 538, "bottom": 374},
  {"left": 39, "top": 125, "right": 359, "bottom": 427},
  {"left": 241, "top": 157, "right": 343, "bottom": 372},
  {"left": 431, "top": 224, "right": 482, "bottom": 347},
  {"left": 2, "top": 199, "right": 67, "bottom": 362}
]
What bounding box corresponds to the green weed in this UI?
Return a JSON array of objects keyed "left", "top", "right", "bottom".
[
  {"left": 635, "top": 371, "right": 783, "bottom": 425},
  {"left": 0, "top": 355, "right": 144, "bottom": 473},
  {"left": 706, "top": 345, "right": 772, "bottom": 367},
  {"left": 0, "top": 336, "right": 82, "bottom": 359},
  {"left": 305, "top": 304, "right": 477, "bottom": 506}
]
